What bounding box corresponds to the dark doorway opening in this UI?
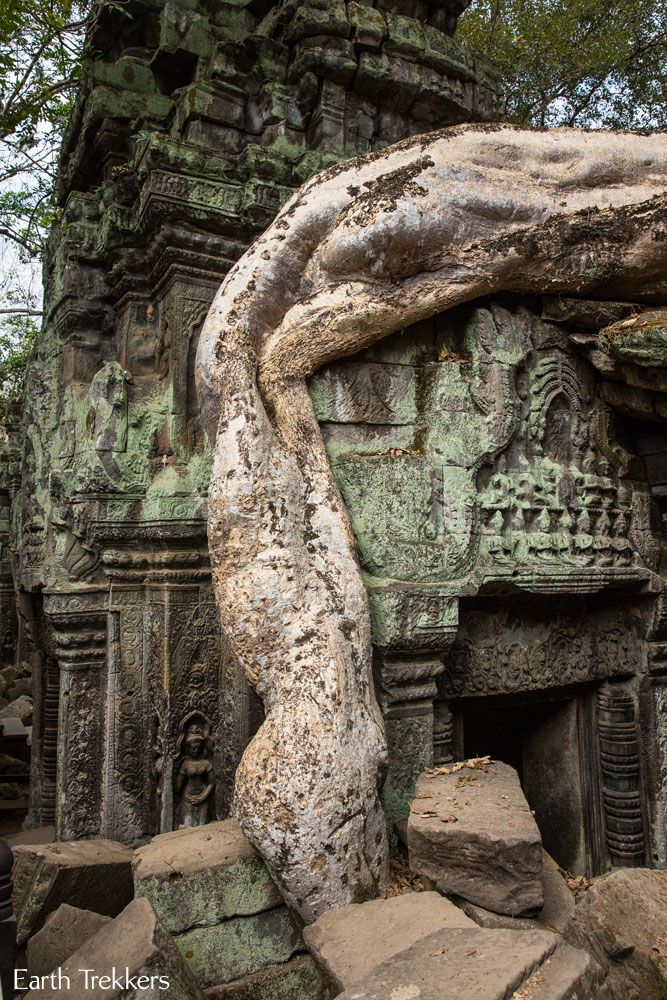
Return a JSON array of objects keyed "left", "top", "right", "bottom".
[{"left": 460, "top": 692, "right": 597, "bottom": 875}]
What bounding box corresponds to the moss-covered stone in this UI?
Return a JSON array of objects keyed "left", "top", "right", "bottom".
[
  {"left": 175, "top": 907, "right": 304, "bottom": 988},
  {"left": 133, "top": 820, "right": 283, "bottom": 934},
  {"left": 206, "top": 955, "right": 327, "bottom": 1000}
]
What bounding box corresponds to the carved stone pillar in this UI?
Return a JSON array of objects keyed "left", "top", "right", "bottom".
[
  {"left": 597, "top": 681, "right": 645, "bottom": 867},
  {"left": 376, "top": 653, "right": 445, "bottom": 840},
  {"left": 640, "top": 675, "right": 667, "bottom": 867},
  {"left": 44, "top": 588, "right": 108, "bottom": 841},
  {"left": 639, "top": 586, "right": 667, "bottom": 865},
  {"left": 98, "top": 522, "right": 262, "bottom": 841},
  {"left": 369, "top": 589, "right": 459, "bottom": 841},
  {"left": 106, "top": 585, "right": 147, "bottom": 842}
]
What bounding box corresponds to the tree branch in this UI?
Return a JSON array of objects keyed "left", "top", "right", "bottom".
[{"left": 0, "top": 308, "right": 43, "bottom": 316}]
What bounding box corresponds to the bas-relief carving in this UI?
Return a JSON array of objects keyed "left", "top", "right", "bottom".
[
  {"left": 442, "top": 602, "right": 643, "bottom": 699},
  {"left": 58, "top": 666, "right": 104, "bottom": 840},
  {"left": 327, "top": 304, "right": 657, "bottom": 594},
  {"left": 174, "top": 712, "right": 215, "bottom": 828},
  {"left": 314, "top": 300, "right": 662, "bottom": 866}
]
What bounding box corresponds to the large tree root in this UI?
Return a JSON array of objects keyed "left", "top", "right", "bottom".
[{"left": 196, "top": 124, "right": 667, "bottom": 922}]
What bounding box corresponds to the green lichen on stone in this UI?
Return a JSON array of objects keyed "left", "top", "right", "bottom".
[
  {"left": 598, "top": 316, "right": 667, "bottom": 367},
  {"left": 213, "top": 955, "right": 327, "bottom": 1000},
  {"left": 136, "top": 855, "right": 281, "bottom": 934},
  {"left": 174, "top": 907, "right": 303, "bottom": 989}
]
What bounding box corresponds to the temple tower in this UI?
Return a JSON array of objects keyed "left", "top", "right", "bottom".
[{"left": 10, "top": 0, "right": 500, "bottom": 841}]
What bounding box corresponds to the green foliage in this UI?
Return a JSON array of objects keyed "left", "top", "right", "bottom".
[
  {"left": 459, "top": 0, "right": 667, "bottom": 128},
  {"left": 0, "top": 1, "right": 98, "bottom": 414},
  {"left": 0, "top": 1, "right": 93, "bottom": 258},
  {"left": 0, "top": 314, "right": 38, "bottom": 419}
]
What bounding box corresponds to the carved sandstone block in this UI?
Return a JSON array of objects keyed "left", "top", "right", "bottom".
[
  {"left": 564, "top": 869, "right": 667, "bottom": 1000},
  {"left": 24, "top": 897, "right": 205, "bottom": 1000},
  {"left": 26, "top": 904, "right": 112, "bottom": 979},
  {"left": 408, "top": 761, "right": 543, "bottom": 916},
  {"left": 174, "top": 906, "right": 303, "bottom": 989},
  {"left": 334, "top": 928, "right": 605, "bottom": 1000},
  {"left": 13, "top": 839, "right": 134, "bottom": 944},
  {"left": 303, "top": 891, "right": 475, "bottom": 992},
  {"left": 133, "top": 819, "right": 282, "bottom": 935}
]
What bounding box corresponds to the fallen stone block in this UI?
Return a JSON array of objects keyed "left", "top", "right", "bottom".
[
  {"left": 0, "top": 753, "right": 30, "bottom": 776},
  {"left": 204, "top": 954, "right": 327, "bottom": 999},
  {"left": 514, "top": 940, "right": 609, "bottom": 1000},
  {"left": 5, "top": 827, "right": 56, "bottom": 848},
  {"left": 133, "top": 819, "right": 282, "bottom": 934},
  {"left": 408, "top": 760, "right": 543, "bottom": 916},
  {"left": 303, "top": 890, "right": 474, "bottom": 992},
  {"left": 0, "top": 694, "right": 33, "bottom": 724},
  {"left": 449, "top": 895, "right": 539, "bottom": 931},
  {"left": 23, "top": 897, "right": 205, "bottom": 1000},
  {"left": 564, "top": 868, "right": 667, "bottom": 999},
  {"left": 175, "top": 905, "right": 303, "bottom": 989},
  {"left": 7, "top": 677, "right": 33, "bottom": 700},
  {"left": 447, "top": 851, "right": 575, "bottom": 935},
  {"left": 27, "top": 904, "right": 112, "bottom": 978},
  {"left": 539, "top": 851, "right": 575, "bottom": 935},
  {"left": 334, "top": 927, "right": 605, "bottom": 1000},
  {"left": 13, "top": 838, "right": 134, "bottom": 943}
]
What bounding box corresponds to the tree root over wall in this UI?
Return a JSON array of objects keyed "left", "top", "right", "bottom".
[{"left": 196, "top": 123, "right": 667, "bottom": 923}]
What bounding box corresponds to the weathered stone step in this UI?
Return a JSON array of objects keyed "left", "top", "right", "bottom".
[
  {"left": 303, "top": 890, "right": 475, "bottom": 993},
  {"left": 334, "top": 927, "right": 604, "bottom": 1000}
]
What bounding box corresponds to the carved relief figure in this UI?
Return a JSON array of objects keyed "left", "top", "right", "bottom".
[
  {"left": 150, "top": 714, "right": 165, "bottom": 821},
  {"left": 174, "top": 713, "right": 215, "bottom": 828},
  {"left": 88, "top": 362, "right": 129, "bottom": 453}
]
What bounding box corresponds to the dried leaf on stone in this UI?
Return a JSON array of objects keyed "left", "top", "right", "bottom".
[{"left": 424, "top": 756, "right": 493, "bottom": 778}]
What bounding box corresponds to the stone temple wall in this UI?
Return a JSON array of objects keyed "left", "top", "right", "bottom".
[
  {"left": 7, "top": 0, "right": 501, "bottom": 841},
  {"left": 309, "top": 297, "right": 667, "bottom": 872}
]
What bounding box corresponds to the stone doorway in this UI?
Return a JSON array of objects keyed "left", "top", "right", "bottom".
[
  {"left": 438, "top": 658, "right": 650, "bottom": 880},
  {"left": 459, "top": 691, "right": 599, "bottom": 876}
]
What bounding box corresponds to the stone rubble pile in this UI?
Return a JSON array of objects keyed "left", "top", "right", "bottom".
[
  {"left": 12, "top": 838, "right": 134, "bottom": 944},
  {"left": 0, "top": 714, "right": 31, "bottom": 828},
  {"left": 302, "top": 891, "right": 475, "bottom": 992},
  {"left": 6, "top": 760, "right": 667, "bottom": 999},
  {"left": 0, "top": 661, "right": 32, "bottom": 714},
  {"left": 333, "top": 926, "right": 603, "bottom": 1000}
]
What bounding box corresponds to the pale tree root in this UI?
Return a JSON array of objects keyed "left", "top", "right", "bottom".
[{"left": 197, "top": 123, "right": 667, "bottom": 922}]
